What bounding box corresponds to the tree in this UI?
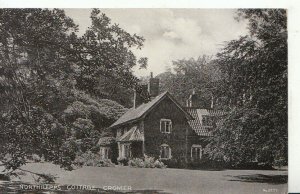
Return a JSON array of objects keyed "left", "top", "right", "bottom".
[
  {"left": 0, "top": 8, "right": 79, "bottom": 172},
  {"left": 158, "top": 55, "right": 220, "bottom": 107},
  {"left": 205, "top": 9, "right": 287, "bottom": 167},
  {"left": 74, "top": 9, "right": 147, "bottom": 105},
  {"left": 0, "top": 8, "right": 145, "bottom": 178}
]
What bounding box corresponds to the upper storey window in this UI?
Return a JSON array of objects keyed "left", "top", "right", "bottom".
[
  {"left": 160, "top": 119, "right": 172, "bottom": 133},
  {"left": 202, "top": 116, "right": 213, "bottom": 126}
]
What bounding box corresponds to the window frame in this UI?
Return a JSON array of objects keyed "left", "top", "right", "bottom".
[
  {"left": 121, "top": 143, "right": 131, "bottom": 158},
  {"left": 160, "top": 144, "right": 171, "bottom": 159},
  {"left": 191, "top": 145, "right": 202, "bottom": 160},
  {"left": 160, "top": 119, "right": 172, "bottom": 134}
]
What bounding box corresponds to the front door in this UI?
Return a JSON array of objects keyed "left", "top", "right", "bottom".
[{"left": 131, "top": 141, "right": 143, "bottom": 158}]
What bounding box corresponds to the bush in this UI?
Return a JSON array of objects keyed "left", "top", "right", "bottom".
[
  {"left": 74, "top": 151, "right": 115, "bottom": 167},
  {"left": 128, "top": 155, "right": 166, "bottom": 168},
  {"left": 163, "top": 158, "right": 187, "bottom": 169},
  {"left": 32, "top": 154, "right": 42, "bottom": 162},
  {"left": 117, "top": 157, "right": 129, "bottom": 166},
  {"left": 128, "top": 158, "right": 144, "bottom": 168}
]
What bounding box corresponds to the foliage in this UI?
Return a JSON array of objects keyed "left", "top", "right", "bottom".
[
  {"left": 128, "top": 155, "right": 166, "bottom": 168},
  {"left": 156, "top": 9, "right": 287, "bottom": 168},
  {"left": 117, "top": 157, "right": 129, "bottom": 166},
  {"left": 30, "top": 154, "right": 43, "bottom": 163},
  {"left": 161, "top": 158, "right": 187, "bottom": 169},
  {"left": 74, "top": 151, "right": 115, "bottom": 167},
  {"left": 57, "top": 138, "right": 79, "bottom": 170},
  {"left": 205, "top": 9, "right": 287, "bottom": 167},
  {"left": 74, "top": 9, "right": 147, "bottom": 103},
  {"left": 0, "top": 8, "right": 144, "bottom": 174},
  {"left": 158, "top": 56, "right": 219, "bottom": 106}
]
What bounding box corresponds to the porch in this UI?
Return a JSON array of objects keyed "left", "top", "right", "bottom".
[{"left": 117, "top": 126, "right": 144, "bottom": 159}]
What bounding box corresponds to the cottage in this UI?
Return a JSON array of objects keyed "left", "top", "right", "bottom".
[{"left": 99, "top": 73, "right": 225, "bottom": 165}]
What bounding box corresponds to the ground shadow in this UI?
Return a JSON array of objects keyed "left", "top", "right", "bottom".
[{"left": 226, "top": 174, "right": 288, "bottom": 185}]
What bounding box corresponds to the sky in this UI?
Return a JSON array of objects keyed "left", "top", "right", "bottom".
[{"left": 64, "top": 9, "right": 248, "bottom": 77}]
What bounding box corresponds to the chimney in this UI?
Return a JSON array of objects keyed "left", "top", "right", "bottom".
[
  {"left": 148, "top": 72, "right": 159, "bottom": 99},
  {"left": 186, "top": 89, "right": 210, "bottom": 108},
  {"left": 133, "top": 84, "right": 148, "bottom": 108},
  {"left": 186, "top": 89, "right": 197, "bottom": 107}
]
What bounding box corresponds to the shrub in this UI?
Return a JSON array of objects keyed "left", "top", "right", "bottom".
[
  {"left": 74, "top": 151, "right": 115, "bottom": 167},
  {"left": 128, "top": 155, "right": 166, "bottom": 168},
  {"left": 117, "top": 157, "right": 129, "bottom": 166},
  {"left": 154, "top": 160, "right": 166, "bottom": 168},
  {"left": 128, "top": 158, "right": 144, "bottom": 168},
  {"left": 163, "top": 158, "right": 187, "bottom": 169},
  {"left": 32, "top": 154, "right": 41, "bottom": 162}
]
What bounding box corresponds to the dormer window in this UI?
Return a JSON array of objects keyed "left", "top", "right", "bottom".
[
  {"left": 202, "top": 116, "right": 213, "bottom": 126},
  {"left": 160, "top": 119, "right": 172, "bottom": 133}
]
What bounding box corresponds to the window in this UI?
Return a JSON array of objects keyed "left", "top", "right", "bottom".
[
  {"left": 100, "top": 147, "right": 110, "bottom": 159},
  {"left": 121, "top": 143, "right": 131, "bottom": 158},
  {"left": 160, "top": 119, "right": 172, "bottom": 133},
  {"left": 160, "top": 144, "right": 171, "bottom": 159},
  {"left": 191, "top": 145, "right": 202, "bottom": 159}
]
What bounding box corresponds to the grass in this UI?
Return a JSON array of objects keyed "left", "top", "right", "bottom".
[{"left": 0, "top": 162, "right": 287, "bottom": 194}]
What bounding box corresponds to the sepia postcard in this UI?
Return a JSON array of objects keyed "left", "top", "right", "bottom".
[{"left": 0, "top": 1, "right": 297, "bottom": 193}]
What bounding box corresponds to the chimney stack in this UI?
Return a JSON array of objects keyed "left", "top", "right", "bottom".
[
  {"left": 133, "top": 84, "right": 148, "bottom": 108},
  {"left": 148, "top": 72, "right": 159, "bottom": 99}
]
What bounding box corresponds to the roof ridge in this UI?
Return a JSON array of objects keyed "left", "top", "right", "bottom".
[{"left": 109, "top": 91, "right": 192, "bottom": 128}]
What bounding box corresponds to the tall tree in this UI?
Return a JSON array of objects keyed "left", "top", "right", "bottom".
[
  {"left": 158, "top": 55, "right": 220, "bottom": 107},
  {"left": 0, "top": 8, "right": 146, "bottom": 176},
  {"left": 205, "top": 9, "right": 287, "bottom": 167},
  {"left": 0, "top": 8, "right": 79, "bottom": 171},
  {"left": 74, "top": 9, "right": 147, "bottom": 106}
]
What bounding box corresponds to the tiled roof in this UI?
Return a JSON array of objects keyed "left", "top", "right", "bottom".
[
  {"left": 117, "top": 126, "right": 144, "bottom": 142},
  {"left": 207, "top": 109, "right": 227, "bottom": 116},
  {"left": 97, "top": 136, "right": 115, "bottom": 146},
  {"left": 186, "top": 108, "right": 226, "bottom": 136},
  {"left": 110, "top": 91, "right": 192, "bottom": 128}
]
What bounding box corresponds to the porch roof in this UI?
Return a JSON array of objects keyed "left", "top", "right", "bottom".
[
  {"left": 97, "top": 136, "right": 115, "bottom": 146},
  {"left": 117, "top": 126, "right": 144, "bottom": 142}
]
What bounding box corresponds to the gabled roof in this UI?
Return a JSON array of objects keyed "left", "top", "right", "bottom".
[
  {"left": 117, "top": 125, "right": 144, "bottom": 142},
  {"left": 185, "top": 108, "right": 226, "bottom": 136},
  {"left": 110, "top": 91, "right": 193, "bottom": 128}
]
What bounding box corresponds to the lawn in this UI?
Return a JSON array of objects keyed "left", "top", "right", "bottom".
[{"left": 0, "top": 163, "right": 287, "bottom": 194}]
